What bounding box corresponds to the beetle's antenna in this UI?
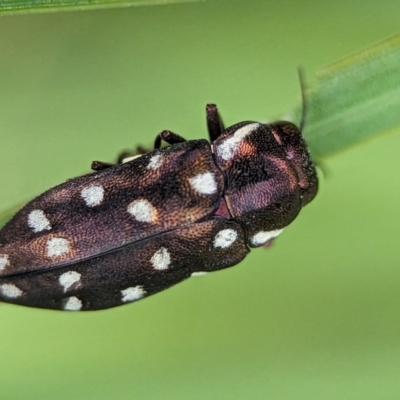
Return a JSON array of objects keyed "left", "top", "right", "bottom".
[{"left": 298, "top": 66, "right": 307, "bottom": 132}]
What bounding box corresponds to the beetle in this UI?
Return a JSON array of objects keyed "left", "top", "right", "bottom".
[{"left": 0, "top": 104, "right": 318, "bottom": 311}]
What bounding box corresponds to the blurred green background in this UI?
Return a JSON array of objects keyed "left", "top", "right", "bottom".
[{"left": 1, "top": 1, "right": 400, "bottom": 399}]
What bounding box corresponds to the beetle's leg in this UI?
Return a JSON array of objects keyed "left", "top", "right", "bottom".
[
  {"left": 116, "top": 145, "right": 150, "bottom": 164},
  {"left": 206, "top": 103, "right": 225, "bottom": 142},
  {"left": 154, "top": 130, "right": 186, "bottom": 149},
  {"left": 91, "top": 161, "right": 114, "bottom": 171},
  {"left": 93, "top": 132, "right": 185, "bottom": 171},
  {"left": 92, "top": 145, "right": 149, "bottom": 170}
]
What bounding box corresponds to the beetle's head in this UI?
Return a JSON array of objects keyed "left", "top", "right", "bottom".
[
  {"left": 269, "top": 121, "right": 318, "bottom": 206},
  {"left": 212, "top": 121, "right": 318, "bottom": 246}
]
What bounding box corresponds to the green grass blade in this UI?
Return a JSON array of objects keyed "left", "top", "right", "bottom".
[
  {"left": 0, "top": 0, "right": 200, "bottom": 15},
  {"left": 303, "top": 34, "right": 400, "bottom": 159}
]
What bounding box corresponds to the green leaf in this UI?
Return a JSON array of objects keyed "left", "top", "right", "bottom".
[
  {"left": 302, "top": 34, "right": 400, "bottom": 160},
  {"left": 0, "top": 0, "right": 200, "bottom": 15}
]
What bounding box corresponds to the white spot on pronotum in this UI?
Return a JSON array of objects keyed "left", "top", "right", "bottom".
[
  {"left": 147, "top": 154, "right": 164, "bottom": 170},
  {"left": 151, "top": 247, "right": 171, "bottom": 270},
  {"left": 214, "top": 229, "right": 238, "bottom": 249},
  {"left": 217, "top": 123, "right": 260, "bottom": 161},
  {"left": 47, "top": 238, "right": 70, "bottom": 257},
  {"left": 59, "top": 271, "right": 81, "bottom": 292},
  {"left": 0, "top": 283, "right": 23, "bottom": 298},
  {"left": 251, "top": 229, "right": 284, "bottom": 246},
  {"left": 121, "top": 286, "right": 146, "bottom": 302},
  {"left": 127, "top": 199, "right": 157, "bottom": 222},
  {"left": 63, "top": 296, "right": 82, "bottom": 311},
  {"left": 81, "top": 185, "right": 104, "bottom": 207},
  {"left": 190, "top": 172, "right": 217, "bottom": 195},
  {"left": 0, "top": 254, "right": 10, "bottom": 272},
  {"left": 28, "top": 209, "right": 51, "bottom": 233},
  {"left": 191, "top": 271, "right": 208, "bottom": 277}
]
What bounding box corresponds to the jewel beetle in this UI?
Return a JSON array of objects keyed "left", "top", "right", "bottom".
[{"left": 0, "top": 104, "right": 318, "bottom": 311}]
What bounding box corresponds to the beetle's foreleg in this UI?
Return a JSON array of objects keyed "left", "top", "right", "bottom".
[{"left": 206, "top": 104, "right": 225, "bottom": 142}]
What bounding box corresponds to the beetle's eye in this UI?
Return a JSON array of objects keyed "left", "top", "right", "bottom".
[{"left": 274, "top": 121, "right": 301, "bottom": 136}]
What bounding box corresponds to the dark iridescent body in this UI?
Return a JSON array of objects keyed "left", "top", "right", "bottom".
[{"left": 0, "top": 105, "right": 318, "bottom": 311}]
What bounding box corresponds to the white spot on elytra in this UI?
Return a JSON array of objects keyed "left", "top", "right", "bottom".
[
  {"left": 191, "top": 271, "right": 207, "bottom": 277},
  {"left": 28, "top": 209, "right": 51, "bottom": 233},
  {"left": 214, "top": 229, "right": 238, "bottom": 249},
  {"left": 190, "top": 172, "right": 217, "bottom": 195},
  {"left": 0, "top": 254, "right": 10, "bottom": 272},
  {"left": 151, "top": 247, "right": 171, "bottom": 270},
  {"left": 121, "top": 286, "right": 146, "bottom": 302},
  {"left": 47, "top": 237, "right": 70, "bottom": 257},
  {"left": 0, "top": 283, "right": 23, "bottom": 298},
  {"left": 147, "top": 154, "right": 164, "bottom": 170},
  {"left": 81, "top": 185, "right": 104, "bottom": 207},
  {"left": 217, "top": 122, "right": 260, "bottom": 161},
  {"left": 127, "top": 199, "right": 157, "bottom": 222},
  {"left": 63, "top": 296, "right": 82, "bottom": 311},
  {"left": 251, "top": 229, "right": 284, "bottom": 246},
  {"left": 59, "top": 271, "right": 81, "bottom": 292}
]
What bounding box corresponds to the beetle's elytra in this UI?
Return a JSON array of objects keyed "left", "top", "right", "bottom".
[{"left": 0, "top": 104, "right": 318, "bottom": 311}]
